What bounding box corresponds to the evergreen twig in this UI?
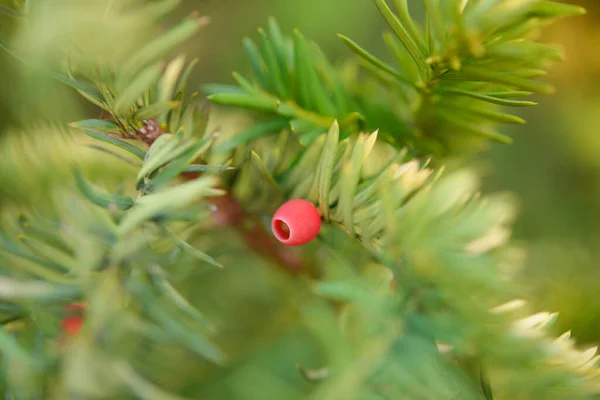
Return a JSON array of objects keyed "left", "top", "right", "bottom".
[{"left": 0, "top": 0, "right": 597, "bottom": 399}]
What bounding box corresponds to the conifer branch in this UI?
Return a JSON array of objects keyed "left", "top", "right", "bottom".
[
  {"left": 206, "top": 1, "right": 584, "bottom": 157},
  {"left": 0, "top": 0, "right": 597, "bottom": 399}
]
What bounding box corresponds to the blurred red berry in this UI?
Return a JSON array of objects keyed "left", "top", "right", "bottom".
[
  {"left": 272, "top": 199, "right": 321, "bottom": 246},
  {"left": 61, "top": 303, "right": 85, "bottom": 336},
  {"left": 61, "top": 315, "right": 83, "bottom": 336}
]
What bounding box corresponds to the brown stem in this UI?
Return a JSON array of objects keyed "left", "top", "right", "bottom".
[{"left": 207, "top": 193, "right": 306, "bottom": 274}]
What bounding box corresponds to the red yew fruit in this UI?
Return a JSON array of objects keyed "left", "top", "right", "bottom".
[{"left": 272, "top": 199, "right": 321, "bottom": 246}]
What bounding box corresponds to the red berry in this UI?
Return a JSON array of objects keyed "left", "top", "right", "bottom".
[
  {"left": 272, "top": 199, "right": 321, "bottom": 246},
  {"left": 61, "top": 303, "right": 85, "bottom": 336},
  {"left": 61, "top": 315, "right": 83, "bottom": 336}
]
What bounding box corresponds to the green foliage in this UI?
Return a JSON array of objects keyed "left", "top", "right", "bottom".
[
  {"left": 206, "top": 0, "right": 584, "bottom": 158},
  {"left": 213, "top": 119, "right": 600, "bottom": 399},
  {"left": 0, "top": 0, "right": 598, "bottom": 399}
]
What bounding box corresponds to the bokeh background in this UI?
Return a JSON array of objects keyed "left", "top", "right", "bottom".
[{"left": 1, "top": 0, "right": 599, "bottom": 345}]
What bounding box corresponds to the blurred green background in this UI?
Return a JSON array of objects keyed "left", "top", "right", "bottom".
[{"left": 1, "top": 0, "right": 599, "bottom": 345}]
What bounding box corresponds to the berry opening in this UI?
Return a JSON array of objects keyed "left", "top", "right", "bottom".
[
  {"left": 271, "top": 199, "right": 321, "bottom": 246},
  {"left": 273, "top": 219, "right": 291, "bottom": 241}
]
